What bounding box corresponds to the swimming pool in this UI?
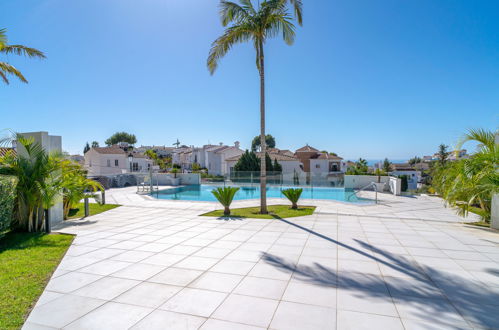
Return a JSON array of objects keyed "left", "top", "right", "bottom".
[{"left": 150, "top": 184, "right": 372, "bottom": 203}]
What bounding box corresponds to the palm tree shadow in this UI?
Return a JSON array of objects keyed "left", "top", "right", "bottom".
[{"left": 262, "top": 218, "right": 499, "bottom": 329}]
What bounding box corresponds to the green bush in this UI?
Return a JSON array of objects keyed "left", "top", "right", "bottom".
[
  {"left": 0, "top": 176, "right": 17, "bottom": 237},
  {"left": 212, "top": 186, "right": 240, "bottom": 216},
  {"left": 399, "top": 175, "right": 408, "bottom": 192},
  {"left": 281, "top": 188, "right": 303, "bottom": 209}
]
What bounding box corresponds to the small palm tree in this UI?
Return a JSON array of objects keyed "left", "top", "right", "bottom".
[
  {"left": 281, "top": 188, "right": 302, "bottom": 209},
  {"left": 0, "top": 28, "right": 45, "bottom": 84},
  {"left": 208, "top": 0, "right": 303, "bottom": 214},
  {"left": 212, "top": 186, "right": 240, "bottom": 216}
]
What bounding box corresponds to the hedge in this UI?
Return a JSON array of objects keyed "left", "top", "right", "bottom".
[{"left": 0, "top": 176, "right": 16, "bottom": 237}]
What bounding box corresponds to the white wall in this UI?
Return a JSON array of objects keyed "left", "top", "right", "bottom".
[
  {"left": 344, "top": 175, "right": 401, "bottom": 195},
  {"left": 390, "top": 170, "right": 419, "bottom": 190},
  {"left": 85, "top": 149, "right": 126, "bottom": 176},
  {"left": 151, "top": 173, "right": 200, "bottom": 185},
  {"left": 280, "top": 160, "right": 303, "bottom": 173}
]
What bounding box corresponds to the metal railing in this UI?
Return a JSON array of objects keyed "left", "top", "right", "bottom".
[{"left": 347, "top": 182, "right": 378, "bottom": 204}]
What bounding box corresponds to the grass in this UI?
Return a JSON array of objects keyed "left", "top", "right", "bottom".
[
  {"left": 464, "top": 206, "right": 490, "bottom": 228},
  {"left": 0, "top": 232, "right": 74, "bottom": 329},
  {"left": 201, "top": 204, "right": 316, "bottom": 219},
  {"left": 67, "top": 203, "right": 121, "bottom": 219},
  {"left": 465, "top": 221, "right": 490, "bottom": 228}
]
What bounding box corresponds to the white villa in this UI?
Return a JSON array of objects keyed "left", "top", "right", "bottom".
[
  {"left": 135, "top": 145, "right": 175, "bottom": 158},
  {"left": 389, "top": 163, "right": 421, "bottom": 190},
  {"left": 173, "top": 142, "right": 244, "bottom": 175},
  {"left": 226, "top": 149, "right": 302, "bottom": 175},
  {"left": 84, "top": 146, "right": 153, "bottom": 177}
]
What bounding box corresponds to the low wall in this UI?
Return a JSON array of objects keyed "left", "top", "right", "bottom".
[
  {"left": 344, "top": 175, "right": 401, "bottom": 195},
  {"left": 389, "top": 176, "right": 402, "bottom": 196},
  {"left": 178, "top": 173, "right": 201, "bottom": 185},
  {"left": 344, "top": 175, "right": 389, "bottom": 189},
  {"left": 154, "top": 173, "right": 200, "bottom": 185},
  {"left": 94, "top": 173, "right": 201, "bottom": 188}
]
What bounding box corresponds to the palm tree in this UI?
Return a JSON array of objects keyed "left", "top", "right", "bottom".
[
  {"left": 0, "top": 135, "right": 60, "bottom": 232},
  {"left": 0, "top": 28, "right": 45, "bottom": 84},
  {"left": 207, "top": 0, "right": 303, "bottom": 214},
  {"left": 432, "top": 128, "right": 498, "bottom": 222}
]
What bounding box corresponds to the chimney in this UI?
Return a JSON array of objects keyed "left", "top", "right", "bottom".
[{"left": 234, "top": 141, "right": 240, "bottom": 149}]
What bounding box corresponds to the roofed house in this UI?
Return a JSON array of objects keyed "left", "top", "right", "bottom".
[
  {"left": 295, "top": 145, "right": 320, "bottom": 172},
  {"left": 389, "top": 163, "right": 420, "bottom": 190},
  {"left": 84, "top": 145, "right": 152, "bottom": 177},
  {"left": 310, "top": 153, "right": 345, "bottom": 173},
  {"left": 295, "top": 145, "right": 346, "bottom": 174},
  {"left": 225, "top": 149, "right": 302, "bottom": 175}
]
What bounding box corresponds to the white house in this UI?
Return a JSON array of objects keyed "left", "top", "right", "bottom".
[
  {"left": 135, "top": 145, "right": 175, "bottom": 158},
  {"left": 225, "top": 150, "right": 302, "bottom": 175},
  {"left": 84, "top": 146, "right": 153, "bottom": 177},
  {"left": 389, "top": 163, "right": 420, "bottom": 190},
  {"left": 309, "top": 153, "right": 346, "bottom": 174},
  {"left": 170, "top": 142, "right": 243, "bottom": 175},
  {"left": 205, "top": 143, "right": 244, "bottom": 175}
]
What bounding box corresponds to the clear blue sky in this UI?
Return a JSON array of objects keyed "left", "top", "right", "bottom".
[{"left": 1, "top": 0, "right": 498, "bottom": 160}]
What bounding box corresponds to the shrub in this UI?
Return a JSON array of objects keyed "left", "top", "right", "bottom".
[
  {"left": 281, "top": 188, "right": 303, "bottom": 209},
  {"left": 0, "top": 176, "right": 17, "bottom": 237},
  {"left": 212, "top": 186, "right": 240, "bottom": 216},
  {"left": 399, "top": 175, "right": 408, "bottom": 192}
]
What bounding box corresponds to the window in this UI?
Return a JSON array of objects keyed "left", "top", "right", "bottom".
[
  {"left": 115, "top": 159, "right": 119, "bottom": 167},
  {"left": 132, "top": 162, "right": 139, "bottom": 171},
  {"left": 316, "top": 164, "right": 320, "bottom": 168},
  {"left": 107, "top": 159, "right": 111, "bottom": 167}
]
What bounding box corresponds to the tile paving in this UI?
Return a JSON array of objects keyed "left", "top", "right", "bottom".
[{"left": 23, "top": 187, "right": 499, "bottom": 329}]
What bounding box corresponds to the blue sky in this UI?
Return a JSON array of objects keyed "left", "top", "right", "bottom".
[{"left": 1, "top": 0, "right": 498, "bottom": 160}]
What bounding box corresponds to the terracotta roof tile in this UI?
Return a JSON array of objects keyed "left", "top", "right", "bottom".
[{"left": 296, "top": 145, "right": 319, "bottom": 153}]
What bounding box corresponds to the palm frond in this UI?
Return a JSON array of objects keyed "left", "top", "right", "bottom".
[
  {"left": 0, "top": 45, "right": 46, "bottom": 58},
  {"left": 287, "top": 0, "right": 303, "bottom": 25},
  {"left": 220, "top": 1, "right": 250, "bottom": 26},
  {"left": 0, "top": 28, "right": 7, "bottom": 47},
  {"left": 0, "top": 61, "right": 28, "bottom": 84},
  {"left": 456, "top": 128, "right": 497, "bottom": 153},
  {"left": 239, "top": 0, "right": 256, "bottom": 14},
  {"left": 265, "top": 13, "right": 296, "bottom": 45},
  {"left": 0, "top": 70, "right": 8, "bottom": 84},
  {"left": 207, "top": 24, "right": 254, "bottom": 74}
]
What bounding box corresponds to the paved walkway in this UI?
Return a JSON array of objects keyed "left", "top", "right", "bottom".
[{"left": 24, "top": 188, "right": 499, "bottom": 329}]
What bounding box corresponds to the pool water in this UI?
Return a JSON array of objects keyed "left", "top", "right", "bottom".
[{"left": 151, "top": 184, "right": 372, "bottom": 203}]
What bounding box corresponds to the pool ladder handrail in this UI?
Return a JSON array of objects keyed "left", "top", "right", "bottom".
[{"left": 348, "top": 182, "right": 378, "bottom": 204}]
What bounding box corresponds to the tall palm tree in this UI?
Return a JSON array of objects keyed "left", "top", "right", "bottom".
[
  {"left": 0, "top": 28, "right": 45, "bottom": 84},
  {"left": 207, "top": 0, "right": 303, "bottom": 213}
]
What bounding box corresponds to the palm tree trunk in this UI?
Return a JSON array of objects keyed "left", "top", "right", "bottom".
[
  {"left": 258, "top": 39, "right": 267, "bottom": 214},
  {"left": 224, "top": 206, "right": 230, "bottom": 216}
]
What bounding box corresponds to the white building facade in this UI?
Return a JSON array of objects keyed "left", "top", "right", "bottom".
[{"left": 84, "top": 146, "right": 153, "bottom": 177}]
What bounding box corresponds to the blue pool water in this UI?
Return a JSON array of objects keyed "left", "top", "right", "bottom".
[{"left": 151, "top": 185, "right": 372, "bottom": 203}]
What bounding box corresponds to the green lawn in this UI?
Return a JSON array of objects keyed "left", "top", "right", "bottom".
[
  {"left": 464, "top": 206, "right": 490, "bottom": 228},
  {"left": 201, "top": 205, "right": 316, "bottom": 219},
  {"left": 0, "top": 232, "right": 74, "bottom": 329},
  {"left": 68, "top": 203, "right": 121, "bottom": 219}
]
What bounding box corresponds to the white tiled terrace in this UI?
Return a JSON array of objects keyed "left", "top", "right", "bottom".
[{"left": 23, "top": 188, "right": 499, "bottom": 330}]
